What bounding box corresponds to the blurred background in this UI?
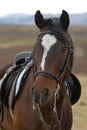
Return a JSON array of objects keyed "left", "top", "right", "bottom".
[{"left": 0, "top": 0, "right": 87, "bottom": 130}]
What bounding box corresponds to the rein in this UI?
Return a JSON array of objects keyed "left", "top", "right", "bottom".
[
  {"left": 33, "top": 31, "right": 73, "bottom": 130},
  {"left": 33, "top": 83, "right": 66, "bottom": 130}
]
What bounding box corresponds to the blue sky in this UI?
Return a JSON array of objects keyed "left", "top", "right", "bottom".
[{"left": 0, "top": 0, "right": 87, "bottom": 17}]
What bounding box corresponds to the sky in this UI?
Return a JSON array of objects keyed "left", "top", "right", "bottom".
[{"left": 0, "top": 0, "right": 87, "bottom": 17}]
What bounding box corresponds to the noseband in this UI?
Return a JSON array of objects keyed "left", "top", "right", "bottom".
[{"left": 33, "top": 31, "right": 73, "bottom": 130}]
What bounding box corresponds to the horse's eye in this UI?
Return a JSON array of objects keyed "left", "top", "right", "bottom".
[{"left": 62, "top": 47, "right": 67, "bottom": 53}]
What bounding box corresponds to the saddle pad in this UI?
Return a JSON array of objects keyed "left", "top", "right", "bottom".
[{"left": 0, "top": 67, "right": 23, "bottom": 106}]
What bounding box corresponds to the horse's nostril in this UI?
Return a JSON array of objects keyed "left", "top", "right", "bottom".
[
  {"left": 32, "top": 87, "right": 49, "bottom": 103},
  {"left": 42, "top": 88, "right": 49, "bottom": 99},
  {"left": 32, "top": 87, "right": 40, "bottom": 103}
]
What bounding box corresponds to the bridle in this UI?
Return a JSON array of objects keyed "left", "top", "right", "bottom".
[{"left": 32, "top": 31, "right": 73, "bottom": 130}]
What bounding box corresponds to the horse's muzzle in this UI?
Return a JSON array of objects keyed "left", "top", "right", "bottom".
[{"left": 32, "top": 87, "right": 49, "bottom": 104}]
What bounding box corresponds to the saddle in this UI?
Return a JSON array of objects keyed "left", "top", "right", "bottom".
[{"left": 0, "top": 51, "right": 34, "bottom": 108}]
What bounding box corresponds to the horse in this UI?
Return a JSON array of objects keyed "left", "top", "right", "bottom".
[{"left": 0, "top": 10, "right": 79, "bottom": 130}]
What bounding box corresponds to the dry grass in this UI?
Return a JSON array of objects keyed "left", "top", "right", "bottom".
[{"left": 72, "top": 74, "right": 87, "bottom": 130}]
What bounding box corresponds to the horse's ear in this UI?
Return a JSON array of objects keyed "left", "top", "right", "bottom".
[
  {"left": 60, "top": 10, "right": 70, "bottom": 30},
  {"left": 35, "top": 10, "right": 45, "bottom": 29}
]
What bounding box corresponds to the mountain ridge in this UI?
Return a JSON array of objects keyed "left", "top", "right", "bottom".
[{"left": 0, "top": 12, "right": 87, "bottom": 25}]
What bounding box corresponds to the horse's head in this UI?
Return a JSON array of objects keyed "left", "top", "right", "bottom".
[{"left": 32, "top": 10, "right": 74, "bottom": 105}]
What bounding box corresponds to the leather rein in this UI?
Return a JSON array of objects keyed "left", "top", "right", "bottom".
[{"left": 32, "top": 31, "right": 73, "bottom": 130}]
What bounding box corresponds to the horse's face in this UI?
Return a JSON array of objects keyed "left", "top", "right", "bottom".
[{"left": 32, "top": 10, "right": 74, "bottom": 105}]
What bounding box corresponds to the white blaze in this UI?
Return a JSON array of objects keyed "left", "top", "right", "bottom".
[{"left": 41, "top": 34, "right": 57, "bottom": 70}]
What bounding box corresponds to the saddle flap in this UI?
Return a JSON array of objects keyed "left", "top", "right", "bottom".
[
  {"left": 0, "top": 67, "right": 23, "bottom": 106},
  {"left": 67, "top": 73, "right": 81, "bottom": 105}
]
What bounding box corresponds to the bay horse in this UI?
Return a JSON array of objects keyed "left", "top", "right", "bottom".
[{"left": 0, "top": 10, "right": 74, "bottom": 130}]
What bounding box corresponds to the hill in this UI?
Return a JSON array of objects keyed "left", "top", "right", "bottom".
[
  {"left": 0, "top": 13, "right": 34, "bottom": 25},
  {"left": 0, "top": 12, "right": 87, "bottom": 25}
]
